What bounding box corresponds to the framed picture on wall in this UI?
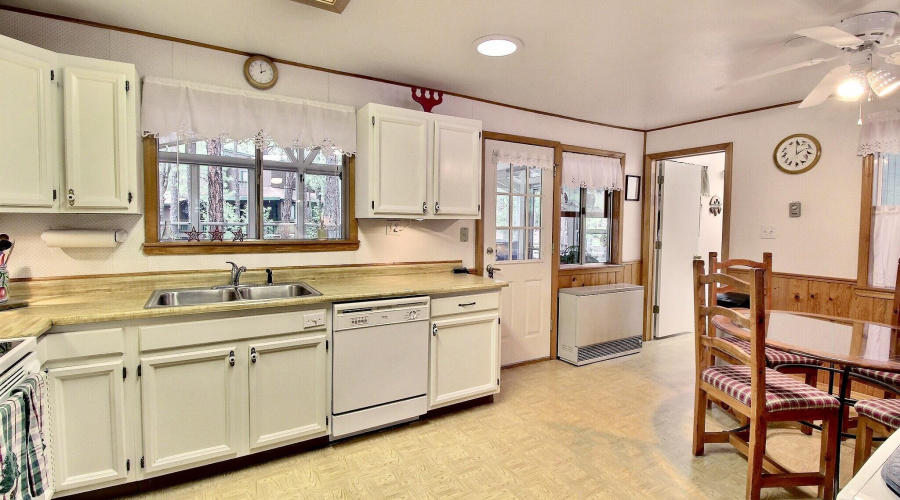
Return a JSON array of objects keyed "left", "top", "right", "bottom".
[{"left": 625, "top": 175, "right": 641, "bottom": 201}]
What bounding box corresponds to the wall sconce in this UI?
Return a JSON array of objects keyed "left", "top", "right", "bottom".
[{"left": 709, "top": 195, "right": 722, "bottom": 216}]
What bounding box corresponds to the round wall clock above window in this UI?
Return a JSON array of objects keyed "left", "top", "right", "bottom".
[
  {"left": 244, "top": 55, "right": 278, "bottom": 90},
  {"left": 773, "top": 133, "right": 821, "bottom": 174}
]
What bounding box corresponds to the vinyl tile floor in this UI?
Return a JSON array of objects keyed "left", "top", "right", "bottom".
[{"left": 123, "top": 334, "right": 857, "bottom": 499}]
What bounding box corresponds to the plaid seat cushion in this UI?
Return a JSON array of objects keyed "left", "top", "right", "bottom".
[
  {"left": 856, "top": 398, "right": 900, "bottom": 429},
  {"left": 719, "top": 335, "right": 823, "bottom": 368},
  {"left": 853, "top": 368, "right": 900, "bottom": 390},
  {"left": 701, "top": 365, "right": 839, "bottom": 413}
]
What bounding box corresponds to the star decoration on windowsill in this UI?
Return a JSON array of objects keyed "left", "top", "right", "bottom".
[
  {"left": 232, "top": 228, "right": 245, "bottom": 242},
  {"left": 209, "top": 227, "right": 225, "bottom": 242},
  {"left": 186, "top": 226, "right": 202, "bottom": 242}
]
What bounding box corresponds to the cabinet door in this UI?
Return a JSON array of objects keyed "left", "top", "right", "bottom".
[
  {"left": 372, "top": 109, "right": 428, "bottom": 215},
  {"left": 433, "top": 120, "right": 481, "bottom": 217},
  {"left": 429, "top": 313, "right": 500, "bottom": 409},
  {"left": 140, "top": 346, "right": 242, "bottom": 476},
  {"left": 0, "top": 37, "right": 56, "bottom": 210},
  {"left": 63, "top": 66, "right": 130, "bottom": 209},
  {"left": 49, "top": 360, "right": 129, "bottom": 492},
  {"left": 248, "top": 334, "right": 327, "bottom": 451}
]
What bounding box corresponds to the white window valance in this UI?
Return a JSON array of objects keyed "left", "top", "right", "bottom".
[
  {"left": 492, "top": 146, "right": 554, "bottom": 170},
  {"left": 141, "top": 77, "right": 356, "bottom": 154},
  {"left": 562, "top": 152, "right": 624, "bottom": 191},
  {"left": 859, "top": 110, "right": 900, "bottom": 156}
]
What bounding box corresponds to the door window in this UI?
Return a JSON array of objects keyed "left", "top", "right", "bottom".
[{"left": 495, "top": 163, "right": 542, "bottom": 261}]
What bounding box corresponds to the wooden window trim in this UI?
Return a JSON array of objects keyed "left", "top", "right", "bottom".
[
  {"left": 560, "top": 144, "right": 626, "bottom": 266},
  {"left": 142, "top": 136, "right": 359, "bottom": 255}
]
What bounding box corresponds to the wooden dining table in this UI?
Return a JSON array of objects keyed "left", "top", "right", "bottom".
[{"left": 712, "top": 309, "right": 900, "bottom": 497}]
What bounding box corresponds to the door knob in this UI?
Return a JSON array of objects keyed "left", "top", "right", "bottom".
[{"left": 486, "top": 264, "right": 501, "bottom": 279}]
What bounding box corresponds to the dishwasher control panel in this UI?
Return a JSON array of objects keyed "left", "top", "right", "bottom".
[{"left": 333, "top": 297, "right": 430, "bottom": 331}]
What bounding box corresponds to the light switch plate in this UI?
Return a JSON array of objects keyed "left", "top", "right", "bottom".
[
  {"left": 460, "top": 227, "right": 469, "bottom": 242},
  {"left": 760, "top": 225, "right": 776, "bottom": 239}
]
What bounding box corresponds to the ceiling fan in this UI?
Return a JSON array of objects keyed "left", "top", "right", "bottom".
[{"left": 727, "top": 11, "right": 900, "bottom": 108}]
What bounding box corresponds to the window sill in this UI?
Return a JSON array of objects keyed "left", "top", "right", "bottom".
[
  {"left": 142, "top": 239, "right": 360, "bottom": 256},
  {"left": 559, "top": 263, "right": 623, "bottom": 273},
  {"left": 854, "top": 285, "right": 895, "bottom": 300}
]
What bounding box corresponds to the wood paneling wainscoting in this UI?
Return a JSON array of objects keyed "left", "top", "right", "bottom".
[{"left": 558, "top": 261, "right": 643, "bottom": 290}]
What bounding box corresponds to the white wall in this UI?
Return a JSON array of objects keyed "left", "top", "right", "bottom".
[
  {"left": 647, "top": 100, "right": 876, "bottom": 280},
  {"left": 0, "top": 10, "right": 644, "bottom": 278}
]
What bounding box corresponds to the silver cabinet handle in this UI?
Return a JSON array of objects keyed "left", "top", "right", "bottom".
[
  {"left": 67, "top": 189, "right": 75, "bottom": 207},
  {"left": 434, "top": 202, "right": 440, "bottom": 213},
  {"left": 250, "top": 347, "right": 257, "bottom": 363},
  {"left": 422, "top": 202, "right": 427, "bottom": 214},
  {"left": 432, "top": 324, "right": 437, "bottom": 337},
  {"left": 228, "top": 350, "right": 235, "bottom": 366}
]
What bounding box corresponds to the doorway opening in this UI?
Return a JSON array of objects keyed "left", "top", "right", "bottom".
[{"left": 641, "top": 144, "right": 733, "bottom": 341}]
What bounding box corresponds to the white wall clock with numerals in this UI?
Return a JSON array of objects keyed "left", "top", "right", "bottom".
[
  {"left": 773, "top": 133, "right": 821, "bottom": 174},
  {"left": 243, "top": 55, "right": 278, "bottom": 90}
]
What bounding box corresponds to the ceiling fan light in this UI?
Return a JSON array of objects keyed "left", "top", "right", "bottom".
[
  {"left": 836, "top": 70, "right": 868, "bottom": 101},
  {"left": 867, "top": 67, "right": 900, "bottom": 97}
]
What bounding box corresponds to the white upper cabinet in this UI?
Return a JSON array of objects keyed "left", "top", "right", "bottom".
[
  {"left": 433, "top": 119, "right": 482, "bottom": 217},
  {"left": 62, "top": 64, "right": 132, "bottom": 210},
  {"left": 356, "top": 103, "right": 482, "bottom": 219},
  {"left": 0, "top": 35, "right": 57, "bottom": 211},
  {"left": 0, "top": 35, "right": 141, "bottom": 214}
]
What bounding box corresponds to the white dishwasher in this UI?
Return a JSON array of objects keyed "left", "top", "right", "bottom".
[{"left": 331, "top": 296, "right": 430, "bottom": 438}]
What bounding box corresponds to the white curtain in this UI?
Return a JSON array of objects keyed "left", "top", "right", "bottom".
[
  {"left": 141, "top": 77, "right": 356, "bottom": 154},
  {"left": 859, "top": 110, "right": 900, "bottom": 156},
  {"left": 492, "top": 144, "right": 554, "bottom": 170},
  {"left": 863, "top": 324, "right": 893, "bottom": 361},
  {"left": 562, "top": 152, "right": 624, "bottom": 191},
  {"left": 871, "top": 206, "right": 900, "bottom": 287}
]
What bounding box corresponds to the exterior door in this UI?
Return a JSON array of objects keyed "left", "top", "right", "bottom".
[
  {"left": 140, "top": 345, "right": 243, "bottom": 476},
  {"left": 372, "top": 108, "right": 428, "bottom": 215},
  {"left": 63, "top": 66, "right": 131, "bottom": 209},
  {"left": 654, "top": 160, "right": 702, "bottom": 338},
  {"left": 433, "top": 120, "right": 481, "bottom": 216},
  {"left": 49, "top": 360, "right": 129, "bottom": 492},
  {"left": 248, "top": 334, "right": 327, "bottom": 451},
  {"left": 483, "top": 140, "right": 554, "bottom": 365},
  {"left": 429, "top": 313, "right": 500, "bottom": 408},
  {"left": 0, "top": 35, "right": 56, "bottom": 210}
]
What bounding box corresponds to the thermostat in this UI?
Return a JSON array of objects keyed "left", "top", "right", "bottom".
[{"left": 789, "top": 201, "right": 801, "bottom": 218}]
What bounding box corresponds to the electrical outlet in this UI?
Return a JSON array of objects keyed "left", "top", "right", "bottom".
[
  {"left": 760, "top": 225, "right": 776, "bottom": 239},
  {"left": 386, "top": 221, "right": 403, "bottom": 235},
  {"left": 460, "top": 227, "right": 469, "bottom": 242}
]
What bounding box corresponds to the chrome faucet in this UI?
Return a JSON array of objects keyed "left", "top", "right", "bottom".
[{"left": 226, "top": 261, "right": 247, "bottom": 287}]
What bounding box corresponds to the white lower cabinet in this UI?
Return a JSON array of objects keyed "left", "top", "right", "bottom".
[
  {"left": 429, "top": 293, "right": 501, "bottom": 409},
  {"left": 48, "top": 359, "right": 129, "bottom": 492},
  {"left": 140, "top": 345, "right": 243, "bottom": 476},
  {"left": 248, "top": 334, "right": 327, "bottom": 451}
]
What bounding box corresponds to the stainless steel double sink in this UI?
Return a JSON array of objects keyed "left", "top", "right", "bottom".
[{"left": 145, "top": 282, "right": 321, "bottom": 308}]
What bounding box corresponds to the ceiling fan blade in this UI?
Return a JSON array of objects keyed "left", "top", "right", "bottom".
[
  {"left": 717, "top": 57, "right": 838, "bottom": 90},
  {"left": 795, "top": 26, "right": 864, "bottom": 48},
  {"left": 798, "top": 64, "right": 849, "bottom": 108}
]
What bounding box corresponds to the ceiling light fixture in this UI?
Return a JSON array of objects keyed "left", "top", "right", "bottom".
[
  {"left": 867, "top": 67, "right": 900, "bottom": 97},
  {"left": 836, "top": 69, "right": 868, "bottom": 101},
  {"left": 474, "top": 35, "right": 522, "bottom": 57}
]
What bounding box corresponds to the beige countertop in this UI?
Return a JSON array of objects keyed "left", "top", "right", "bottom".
[{"left": 0, "top": 262, "right": 505, "bottom": 340}]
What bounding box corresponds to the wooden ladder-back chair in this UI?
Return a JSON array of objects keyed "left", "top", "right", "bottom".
[
  {"left": 693, "top": 259, "right": 840, "bottom": 500},
  {"left": 853, "top": 258, "right": 900, "bottom": 473},
  {"left": 709, "top": 252, "right": 823, "bottom": 435}
]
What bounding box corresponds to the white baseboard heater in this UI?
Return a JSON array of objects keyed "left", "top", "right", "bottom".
[{"left": 558, "top": 284, "right": 644, "bottom": 366}]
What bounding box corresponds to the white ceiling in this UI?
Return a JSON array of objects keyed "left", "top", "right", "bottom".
[{"left": 4, "top": 0, "right": 900, "bottom": 130}]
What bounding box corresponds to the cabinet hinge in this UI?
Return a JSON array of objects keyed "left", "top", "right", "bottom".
[
  {"left": 655, "top": 241, "right": 662, "bottom": 250},
  {"left": 137, "top": 364, "right": 141, "bottom": 377},
  {"left": 498, "top": 317, "right": 501, "bottom": 324},
  {"left": 372, "top": 116, "right": 375, "bottom": 126},
  {"left": 125, "top": 80, "right": 130, "bottom": 92},
  {"left": 128, "top": 192, "right": 133, "bottom": 204},
  {"left": 126, "top": 459, "right": 130, "bottom": 472},
  {"left": 325, "top": 340, "right": 329, "bottom": 351},
  {"left": 371, "top": 201, "right": 374, "bottom": 210},
  {"left": 326, "top": 415, "right": 329, "bottom": 426},
  {"left": 140, "top": 457, "right": 144, "bottom": 469},
  {"left": 479, "top": 131, "right": 482, "bottom": 139},
  {"left": 52, "top": 189, "right": 57, "bottom": 201},
  {"left": 123, "top": 367, "right": 127, "bottom": 379},
  {"left": 653, "top": 305, "right": 660, "bottom": 314},
  {"left": 50, "top": 70, "right": 54, "bottom": 81},
  {"left": 497, "top": 378, "right": 500, "bottom": 385},
  {"left": 477, "top": 204, "right": 481, "bottom": 212}
]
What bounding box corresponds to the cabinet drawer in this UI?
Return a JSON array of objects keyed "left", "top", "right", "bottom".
[
  {"left": 431, "top": 292, "right": 499, "bottom": 317},
  {"left": 41, "top": 327, "right": 126, "bottom": 363}
]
